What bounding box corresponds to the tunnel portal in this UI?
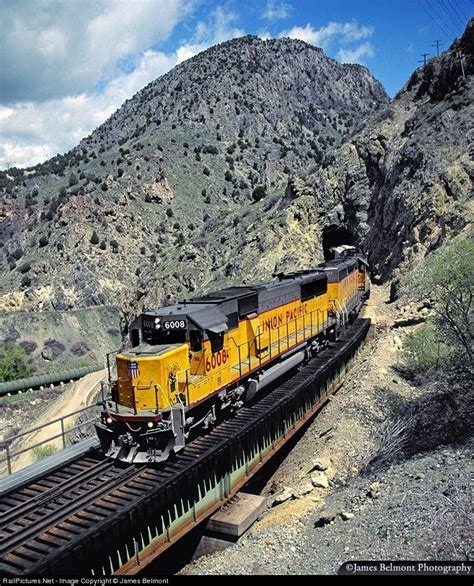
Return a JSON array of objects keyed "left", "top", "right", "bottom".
[{"left": 322, "top": 225, "right": 355, "bottom": 260}]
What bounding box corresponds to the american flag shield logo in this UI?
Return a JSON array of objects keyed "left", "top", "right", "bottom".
[{"left": 127, "top": 361, "right": 140, "bottom": 380}]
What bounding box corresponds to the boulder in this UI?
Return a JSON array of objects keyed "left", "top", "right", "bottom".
[
  {"left": 311, "top": 472, "right": 329, "bottom": 489},
  {"left": 272, "top": 487, "right": 295, "bottom": 506}
]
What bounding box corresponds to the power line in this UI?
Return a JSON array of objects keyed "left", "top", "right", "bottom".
[
  {"left": 425, "top": 0, "right": 459, "bottom": 35},
  {"left": 433, "top": 39, "right": 444, "bottom": 55},
  {"left": 451, "top": 0, "right": 470, "bottom": 22},
  {"left": 418, "top": 0, "right": 454, "bottom": 37},
  {"left": 419, "top": 52, "right": 431, "bottom": 65},
  {"left": 438, "top": 0, "right": 465, "bottom": 29}
]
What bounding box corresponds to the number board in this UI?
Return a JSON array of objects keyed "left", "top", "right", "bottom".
[
  {"left": 142, "top": 318, "right": 155, "bottom": 331},
  {"left": 162, "top": 319, "right": 187, "bottom": 330}
]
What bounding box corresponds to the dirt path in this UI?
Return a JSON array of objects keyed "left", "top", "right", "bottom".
[{"left": 10, "top": 369, "right": 106, "bottom": 472}]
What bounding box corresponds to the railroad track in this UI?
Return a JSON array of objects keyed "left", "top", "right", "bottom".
[
  {"left": 0, "top": 455, "right": 142, "bottom": 561},
  {"left": 0, "top": 318, "right": 370, "bottom": 577}
]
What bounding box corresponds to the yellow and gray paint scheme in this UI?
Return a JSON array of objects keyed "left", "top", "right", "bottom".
[{"left": 96, "top": 246, "right": 370, "bottom": 463}]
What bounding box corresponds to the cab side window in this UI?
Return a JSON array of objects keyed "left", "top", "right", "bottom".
[
  {"left": 190, "top": 329, "right": 203, "bottom": 352},
  {"left": 130, "top": 328, "right": 140, "bottom": 348},
  {"left": 208, "top": 331, "right": 224, "bottom": 353}
]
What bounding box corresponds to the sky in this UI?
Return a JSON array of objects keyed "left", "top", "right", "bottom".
[{"left": 0, "top": 0, "right": 472, "bottom": 170}]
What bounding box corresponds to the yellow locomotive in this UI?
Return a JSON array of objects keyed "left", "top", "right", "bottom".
[{"left": 96, "top": 246, "right": 369, "bottom": 463}]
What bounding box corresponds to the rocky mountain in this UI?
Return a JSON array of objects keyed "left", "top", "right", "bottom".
[
  {"left": 1, "top": 22, "right": 472, "bottom": 334},
  {"left": 288, "top": 20, "right": 473, "bottom": 289},
  {"left": 1, "top": 36, "right": 388, "bottom": 320}
]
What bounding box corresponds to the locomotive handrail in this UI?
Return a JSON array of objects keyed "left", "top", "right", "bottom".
[{"left": 227, "top": 335, "right": 241, "bottom": 377}]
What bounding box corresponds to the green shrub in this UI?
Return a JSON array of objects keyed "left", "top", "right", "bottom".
[
  {"left": 33, "top": 444, "right": 57, "bottom": 461},
  {"left": 39, "top": 235, "right": 49, "bottom": 247},
  {"left": 12, "top": 247, "right": 23, "bottom": 260},
  {"left": 90, "top": 231, "right": 99, "bottom": 245},
  {"left": 403, "top": 323, "right": 455, "bottom": 371},
  {"left": 166, "top": 208, "right": 173, "bottom": 218},
  {"left": 402, "top": 236, "right": 474, "bottom": 363},
  {"left": 252, "top": 185, "right": 266, "bottom": 202},
  {"left": 21, "top": 275, "right": 31, "bottom": 287},
  {"left": 18, "top": 262, "right": 31, "bottom": 273},
  {"left": 0, "top": 342, "right": 33, "bottom": 382}
]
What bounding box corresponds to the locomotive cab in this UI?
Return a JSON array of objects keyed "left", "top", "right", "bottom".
[{"left": 96, "top": 304, "right": 230, "bottom": 463}]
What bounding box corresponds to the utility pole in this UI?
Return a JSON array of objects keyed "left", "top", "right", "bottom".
[
  {"left": 432, "top": 40, "right": 443, "bottom": 57},
  {"left": 457, "top": 51, "right": 466, "bottom": 80},
  {"left": 419, "top": 53, "right": 430, "bottom": 66}
]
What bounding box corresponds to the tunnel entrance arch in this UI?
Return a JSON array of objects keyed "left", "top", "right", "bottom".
[{"left": 322, "top": 225, "right": 354, "bottom": 260}]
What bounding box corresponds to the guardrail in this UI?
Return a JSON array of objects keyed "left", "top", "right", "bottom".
[{"left": 0, "top": 395, "right": 106, "bottom": 476}]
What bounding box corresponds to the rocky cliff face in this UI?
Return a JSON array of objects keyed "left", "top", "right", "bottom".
[
  {"left": 289, "top": 20, "right": 473, "bottom": 284},
  {"left": 0, "top": 36, "right": 388, "bottom": 319},
  {"left": 1, "top": 22, "right": 472, "bottom": 327}
]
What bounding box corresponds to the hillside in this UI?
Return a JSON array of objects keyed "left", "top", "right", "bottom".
[
  {"left": 288, "top": 20, "right": 473, "bottom": 286},
  {"left": 0, "top": 35, "right": 388, "bottom": 319}
]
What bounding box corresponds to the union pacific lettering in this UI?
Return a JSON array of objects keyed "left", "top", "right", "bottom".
[{"left": 261, "top": 303, "right": 309, "bottom": 332}]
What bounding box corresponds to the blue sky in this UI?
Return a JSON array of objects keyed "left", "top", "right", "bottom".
[{"left": 0, "top": 0, "right": 472, "bottom": 169}]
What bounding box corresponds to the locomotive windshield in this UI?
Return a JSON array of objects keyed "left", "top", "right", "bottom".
[{"left": 153, "top": 328, "right": 187, "bottom": 344}]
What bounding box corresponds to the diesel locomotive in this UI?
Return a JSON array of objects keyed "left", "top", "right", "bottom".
[{"left": 95, "top": 245, "right": 370, "bottom": 463}]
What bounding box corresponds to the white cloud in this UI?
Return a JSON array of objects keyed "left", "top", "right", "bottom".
[
  {"left": 336, "top": 42, "right": 375, "bottom": 64},
  {"left": 181, "top": 5, "right": 245, "bottom": 56},
  {"left": 280, "top": 20, "right": 374, "bottom": 50},
  {"left": 262, "top": 0, "right": 292, "bottom": 21},
  {"left": 0, "top": 4, "right": 246, "bottom": 169},
  {"left": 0, "top": 49, "right": 178, "bottom": 169},
  {"left": 0, "top": 0, "right": 189, "bottom": 103}
]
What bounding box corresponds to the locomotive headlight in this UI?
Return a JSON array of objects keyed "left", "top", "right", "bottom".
[
  {"left": 147, "top": 421, "right": 154, "bottom": 428},
  {"left": 106, "top": 417, "right": 113, "bottom": 424},
  {"left": 154, "top": 317, "right": 161, "bottom": 329}
]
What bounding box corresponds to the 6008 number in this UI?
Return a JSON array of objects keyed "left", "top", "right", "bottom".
[
  {"left": 164, "top": 320, "right": 186, "bottom": 329},
  {"left": 205, "top": 349, "right": 228, "bottom": 372}
]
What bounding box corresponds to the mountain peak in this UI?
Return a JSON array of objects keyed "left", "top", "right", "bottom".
[{"left": 1, "top": 34, "right": 389, "bottom": 313}]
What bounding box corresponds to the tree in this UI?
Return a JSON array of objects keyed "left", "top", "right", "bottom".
[
  {"left": 90, "top": 231, "right": 99, "bottom": 245},
  {"left": 68, "top": 172, "right": 78, "bottom": 187},
  {"left": 21, "top": 275, "right": 31, "bottom": 287},
  {"left": 0, "top": 343, "right": 33, "bottom": 382},
  {"left": 402, "top": 236, "right": 473, "bottom": 362},
  {"left": 252, "top": 185, "right": 266, "bottom": 202}
]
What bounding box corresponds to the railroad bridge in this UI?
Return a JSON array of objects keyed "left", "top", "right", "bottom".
[{"left": 0, "top": 319, "right": 370, "bottom": 576}]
